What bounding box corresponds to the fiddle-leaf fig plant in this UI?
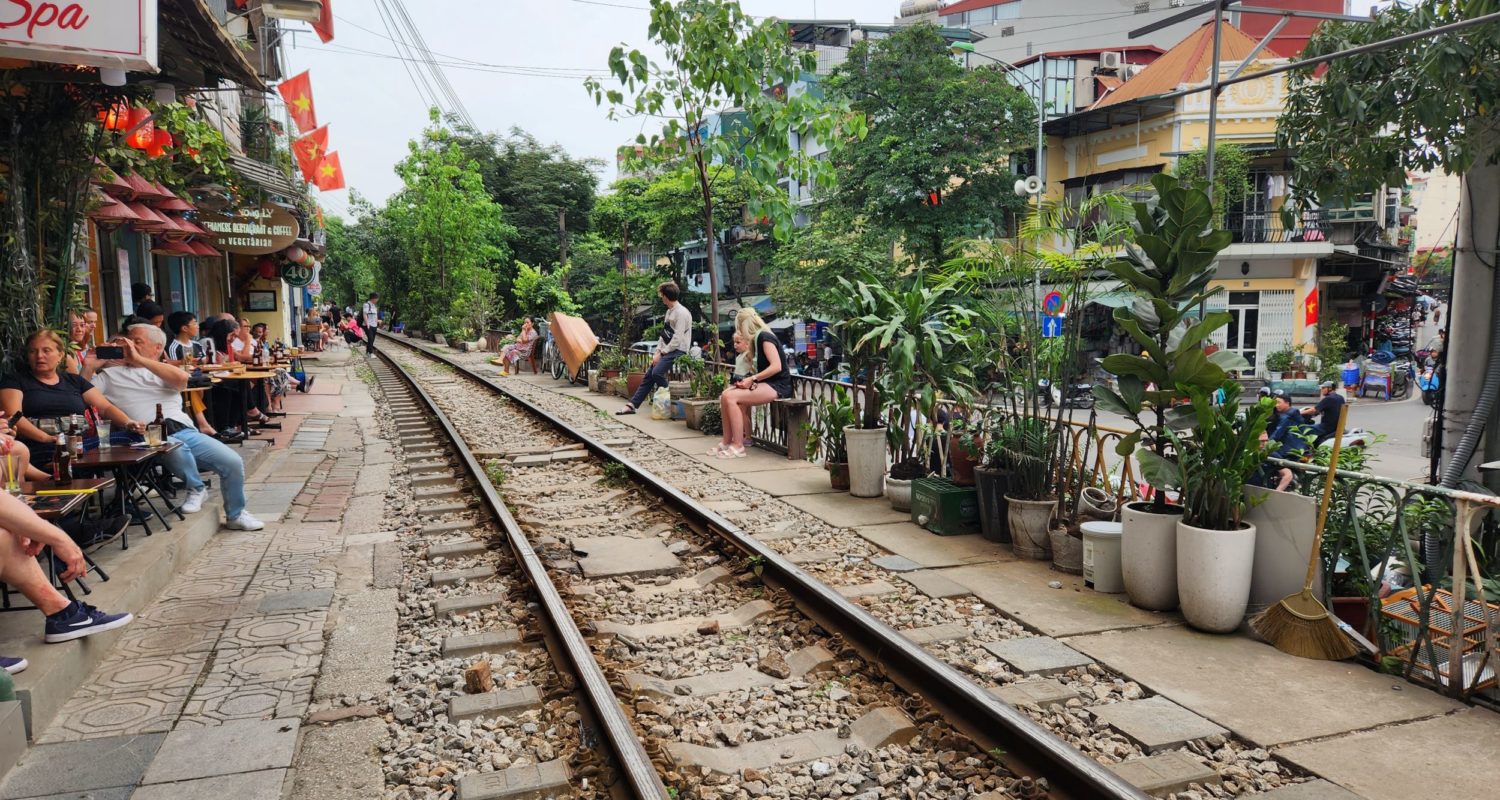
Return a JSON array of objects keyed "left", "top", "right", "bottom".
[{"left": 1091, "top": 173, "right": 1248, "bottom": 504}]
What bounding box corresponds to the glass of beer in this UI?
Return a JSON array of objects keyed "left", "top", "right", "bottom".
[
  {"left": 144, "top": 425, "right": 163, "bottom": 447},
  {"left": 96, "top": 419, "right": 112, "bottom": 447}
]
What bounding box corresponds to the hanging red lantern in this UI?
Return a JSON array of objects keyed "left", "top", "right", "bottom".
[
  {"left": 146, "top": 128, "right": 173, "bottom": 158},
  {"left": 284, "top": 246, "right": 305, "bottom": 264},
  {"left": 98, "top": 101, "right": 129, "bottom": 131},
  {"left": 124, "top": 107, "right": 154, "bottom": 150},
  {"left": 256, "top": 256, "right": 278, "bottom": 279}
]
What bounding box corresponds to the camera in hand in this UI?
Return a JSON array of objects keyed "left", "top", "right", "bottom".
[{"left": 96, "top": 345, "right": 125, "bottom": 360}]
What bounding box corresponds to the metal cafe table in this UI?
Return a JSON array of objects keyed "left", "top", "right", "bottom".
[
  {"left": 1, "top": 477, "right": 116, "bottom": 610},
  {"left": 72, "top": 439, "right": 184, "bottom": 547}
]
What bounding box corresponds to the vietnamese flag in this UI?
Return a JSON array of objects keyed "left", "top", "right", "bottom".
[
  {"left": 1304, "top": 286, "right": 1319, "bottom": 327},
  {"left": 277, "top": 71, "right": 318, "bottom": 133},
  {"left": 313, "top": 0, "right": 334, "bottom": 43},
  {"left": 293, "top": 126, "right": 330, "bottom": 181},
  {"left": 313, "top": 152, "right": 345, "bottom": 191}
]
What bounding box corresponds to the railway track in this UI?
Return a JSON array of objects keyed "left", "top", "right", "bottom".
[{"left": 368, "top": 337, "right": 1175, "bottom": 800}]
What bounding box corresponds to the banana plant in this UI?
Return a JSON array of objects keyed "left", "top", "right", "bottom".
[{"left": 1090, "top": 173, "right": 1248, "bottom": 501}]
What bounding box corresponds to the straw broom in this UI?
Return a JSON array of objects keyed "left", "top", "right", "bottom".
[{"left": 1250, "top": 404, "right": 1358, "bottom": 660}]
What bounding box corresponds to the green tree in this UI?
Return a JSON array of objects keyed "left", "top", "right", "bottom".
[
  {"left": 512, "top": 262, "right": 577, "bottom": 321},
  {"left": 450, "top": 125, "right": 602, "bottom": 275},
  {"left": 1175, "top": 142, "right": 1250, "bottom": 223},
  {"left": 585, "top": 0, "right": 855, "bottom": 350},
  {"left": 827, "top": 23, "right": 1036, "bottom": 268},
  {"left": 764, "top": 207, "right": 895, "bottom": 319},
  {"left": 388, "top": 110, "right": 516, "bottom": 339},
  {"left": 319, "top": 214, "right": 378, "bottom": 309}
]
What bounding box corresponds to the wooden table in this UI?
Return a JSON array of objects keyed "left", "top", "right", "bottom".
[
  {"left": 74, "top": 441, "right": 184, "bottom": 546},
  {"left": 19, "top": 477, "right": 115, "bottom": 520}
]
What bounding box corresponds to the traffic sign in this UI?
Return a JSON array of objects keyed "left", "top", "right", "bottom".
[
  {"left": 1041, "top": 316, "right": 1064, "bottom": 338},
  {"left": 1043, "top": 291, "right": 1065, "bottom": 316}
]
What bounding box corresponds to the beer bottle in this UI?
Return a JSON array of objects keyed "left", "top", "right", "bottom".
[
  {"left": 55, "top": 431, "right": 72, "bottom": 485},
  {"left": 152, "top": 404, "right": 166, "bottom": 443}
]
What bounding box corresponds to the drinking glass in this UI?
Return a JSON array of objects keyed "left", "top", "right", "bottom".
[
  {"left": 144, "top": 425, "right": 163, "bottom": 447},
  {"left": 95, "top": 419, "right": 112, "bottom": 447}
]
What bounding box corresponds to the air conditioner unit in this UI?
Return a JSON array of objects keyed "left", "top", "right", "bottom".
[{"left": 1099, "top": 51, "right": 1124, "bottom": 71}]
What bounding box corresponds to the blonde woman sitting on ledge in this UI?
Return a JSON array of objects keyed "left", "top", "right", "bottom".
[{"left": 709, "top": 309, "right": 792, "bottom": 458}]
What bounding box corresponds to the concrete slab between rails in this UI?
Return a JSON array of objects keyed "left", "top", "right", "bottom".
[
  {"left": 836, "top": 580, "right": 898, "bottom": 599},
  {"left": 449, "top": 686, "right": 543, "bottom": 722},
  {"left": 624, "top": 646, "right": 835, "bottom": 701},
  {"left": 421, "top": 520, "right": 480, "bottom": 537},
  {"left": 433, "top": 593, "right": 506, "bottom": 617},
  {"left": 443, "top": 629, "right": 524, "bottom": 658},
  {"left": 571, "top": 536, "right": 681, "bottom": 578},
  {"left": 1108, "top": 750, "right": 1221, "bottom": 796},
  {"left": 989, "top": 679, "right": 1081, "bottom": 708},
  {"left": 431, "top": 566, "right": 498, "bottom": 588},
  {"left": 981, "top": 637, "right": 1095, "bottom": 677},
  {"left": 456, "top": 759, "right": 570, "bottom": 800},
  {"left": 428, "top": 540, "right": 490, "bottom": 560},
  {"left": 900, "top": 623, "right": 969, "bottom": 646},
  {"left": 595, "top": 599, "right": 775, "bottom": 640},
  {"left": 1273, "top": 708, "right": 1500, "bottom": 800},
  {"left": 1064, "top": 625, "right": 1465, "bottom": 747},
  {"left": 1088, "top": 696, "right": 1229, "bottom": 754},
  {"left": 631, "top": 566, "right": 734, "bottom": 597},
  {"left": 666, "top": 707, "right": 916, "bottom": 776}
]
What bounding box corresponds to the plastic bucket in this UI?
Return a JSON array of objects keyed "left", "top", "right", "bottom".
[{"left": 1081, "top": 521, "right": 1124, "bottom": 593}]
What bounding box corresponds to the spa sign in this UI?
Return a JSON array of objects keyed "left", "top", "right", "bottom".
[
  {"left": 0, "top": 0, "right": 158, "bottom": 72},
  {"left": 199, "top": 205, "right": 299, "bottom": 255}
]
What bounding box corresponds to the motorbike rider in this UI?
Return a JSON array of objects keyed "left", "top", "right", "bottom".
[
  {"left": 1300, "top": 382, "right": 1346, "bottom": 446},
  {"left": 1254, "top": 389, "right": 1312, "bottom": 491}
]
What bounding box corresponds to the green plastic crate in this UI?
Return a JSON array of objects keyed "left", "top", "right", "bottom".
[{"left": 911, "top": 477, "right": 979, "bottom": 536}]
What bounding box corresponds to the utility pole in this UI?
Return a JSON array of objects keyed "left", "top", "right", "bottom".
[
  {"left": 558, "top": 209, "right": 569, "bottom": 289},
  {"left": 621, "top": 221, "right": 630, "bottom": 344}
]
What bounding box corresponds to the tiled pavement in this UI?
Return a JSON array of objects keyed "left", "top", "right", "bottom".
[{"left": 0, "top": 355, "right": 383, "bottom": 799}]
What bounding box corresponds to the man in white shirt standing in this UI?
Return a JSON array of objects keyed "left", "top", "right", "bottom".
[
  {"left": 619, "top": 281, "right": 692, "bottom": 415},
  {"left": 85, "top": 324, "right": 264, "bottom": 531},
  {"left": 362, "top": 292, "right": 380, "bottom": 356}
]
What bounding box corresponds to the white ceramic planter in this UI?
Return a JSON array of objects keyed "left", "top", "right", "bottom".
[
  {"left": 1006, "top": 496, "right": 1055, "bottom": 560},
  {"left": 844, "top": 426, "right": 888, "bottom": 498},
  {"left": 1176, "top": 520, "right": 1258, "bottom": 633},
  {"left": 1121, "top": 501, "right": 1183, "bottom": 611},
  {"left": 885, "top": 476, "right": 913, "bottom": 511}
]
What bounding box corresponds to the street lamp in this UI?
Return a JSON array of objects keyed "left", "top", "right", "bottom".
[{"left": 949, "top": 41, "right": 1047, "bottom": 198}]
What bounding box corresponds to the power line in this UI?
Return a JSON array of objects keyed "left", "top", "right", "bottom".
[
  {"left": 311, "top": 42, "right": 609, "bottom": 80},
  {"left": 387, "top": 0, "right": 478, "bottom": 129},
  {"left": 373, "top": 0, "right": 438, "bottom": 112}
]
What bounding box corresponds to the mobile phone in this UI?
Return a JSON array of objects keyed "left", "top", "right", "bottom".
[
  {"left": 96, "top": 345, "right": 125, "bottom": 360},
  {"left": 5, "top": 411, "right": 20, "bottom": 429}
]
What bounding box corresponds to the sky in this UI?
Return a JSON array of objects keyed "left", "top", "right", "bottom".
[{"left": 283, "top": 0, "right": 1385, "bottom": 218}]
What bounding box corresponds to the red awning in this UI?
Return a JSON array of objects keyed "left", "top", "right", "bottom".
[
  {"left": 124, "top": 173, "right": 169, "bottom": 201},
  {"left": 187, "top": 240, "right": 221, "bottom": 257},
  {"left": 93, "top": 161, "right": 135, "bottom": 197},
  {"left": 171, "top": 217, "right": 210, "bottom": 236},
  {"left": 126, "top": 202, "right": 169, "bottom": 232},
  {"left": 153, "top": 195, "right": 195, "bottom": 213},
  {"left": 150, "top": 238, "right": 197, "bottom": 257},
  {"left": 88, "top": 192, "right": 143, "bottom": 225}
]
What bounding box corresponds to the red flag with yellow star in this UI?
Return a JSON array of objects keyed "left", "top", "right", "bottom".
[
  {"left": 293, "top": 126, "right": 330, "bottom": 181},
  {"left": 312, "top": 0, "right": 334, "bottom": 43},
  {"left": 313, "top": 152, "right": 345, "bottom": 191},
  {"left": 1304, "top": 286, "right": 1319, "bottom": 327},
  {"left": 277, "top": 71, "right": 318, "bottom": 133}
]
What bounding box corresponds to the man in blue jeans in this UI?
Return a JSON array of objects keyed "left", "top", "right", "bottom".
[
  {"left": 86, "top": 325, "right": 264, "bottom": 531},
  {"left": 619, "top": 281, "right": 693, "bottom": 415}
]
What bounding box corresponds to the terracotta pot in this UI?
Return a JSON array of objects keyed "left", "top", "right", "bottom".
[
  {"left": 1331, "top": 596, "right": 1373, "bottom": 640},
  {"left": 626, "top": 371, "right": 646, "bottom": 399},
  {"left": 828, "top": 462, "right": 850, "bottom": 491},
  {"left": 949, "top": 433, "right": 979, "bottom": 486}
]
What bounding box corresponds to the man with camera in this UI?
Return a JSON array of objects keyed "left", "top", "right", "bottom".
[{"left": 84, "top": 325, "right": 263, "bottom": 532}]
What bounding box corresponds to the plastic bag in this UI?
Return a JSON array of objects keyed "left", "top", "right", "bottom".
[{"left": 649, "top": 387, "right": 673, "bottom": 420}]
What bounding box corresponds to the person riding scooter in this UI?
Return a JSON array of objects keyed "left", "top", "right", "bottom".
[{"left": 1300, "top": 382, "right": 1346, "bottom": 446}]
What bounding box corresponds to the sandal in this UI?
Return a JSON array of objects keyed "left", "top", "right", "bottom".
[
  {"left": 707, "top": 444, "right": 732, "bottom": 457},
  {"left": 717, "top": 446, "right": 746, "bottom": 459}
]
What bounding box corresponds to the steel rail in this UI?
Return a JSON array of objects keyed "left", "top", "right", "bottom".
[
  {"left": 383, "top": 335, "right": 1150, "bottom": 800},
  {"left": 371, "top": 351, "right": 671, "bottom": 800}
]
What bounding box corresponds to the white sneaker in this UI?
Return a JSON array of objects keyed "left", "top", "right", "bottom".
[
  {"left": 180, "top": 487, "right": 209, "bottom": 514},
  {"left": 224, "top": 512, "right": 265, "bottom": 531}
]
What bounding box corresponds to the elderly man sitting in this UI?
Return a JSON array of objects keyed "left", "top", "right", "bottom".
[{"left": 85, "top": 324, "right": 264, "bottom": 532}]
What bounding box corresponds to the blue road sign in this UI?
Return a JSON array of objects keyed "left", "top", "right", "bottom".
[{"left": 1041, "top": 316, "right": 1064, "bottom": 338}]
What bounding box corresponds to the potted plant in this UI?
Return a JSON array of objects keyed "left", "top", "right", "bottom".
[
  {"left": 1091, "top": 173, "right": 1246, "bottom": 612},
  {"left": 829, "top": 273, "right": 891, "bottom": 498},
  {"left": 973, "top": 429, "right": 1012, "bottom": 544},
  {"left": 1000, "top": 418, "right": 1057, "bottom": 559},
  {"left": 668, "top": 353, "right": 700, "bottom": 402},
  {"left": 598, "top": 348, "right": 626, "bottom": 382},
  {"left": 1265, "top": 347, "right": 1296, "bottom": 382},
  {"left": 682, "top": 366, "right": 726, "bottom": 431},
  {"left": 806, "top": 386, "right": 855, "bottom": 491},
  {"left": 1146, "top": 383, "right": 1274, "bottom": 632},
  {"left": 949, "top": 415, "right": 981, "bottom": 487}
]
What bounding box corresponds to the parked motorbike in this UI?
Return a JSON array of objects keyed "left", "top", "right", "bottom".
[{"left": 1037, "top": 378, "right": 1096, "bottom": 409}]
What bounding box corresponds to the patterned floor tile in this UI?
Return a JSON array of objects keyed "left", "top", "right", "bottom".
[
  {"left": 78, "top": 652, "right": 211, "bottom": 696},
  {"left": 201, "top": 643, "right": 323, "bottom": 687},
  {"left": 176, "top": 676, "right": 313, "bottom": 728},
  {"left": 176, "top": 557, "right": 260, "bottom": 580},
  {"left": 159, "top": 574, "right": 253, "bottom": 602},
  {"left": 218, "top": 611, "right": 328, "bottom": 650},
  {"left": 37, "top": 688, "right": 189, "bottom": 742},
  {"left": 111, "top": 620, "right": 226, "bottom": 658},
  {"left": 136, "top": 597, "right": 243, "bottom": 626}
]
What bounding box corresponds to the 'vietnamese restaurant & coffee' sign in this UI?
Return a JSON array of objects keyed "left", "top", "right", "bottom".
[
  {"left": 198, "top": 205, "right": 299, "bottom": 255},
  {"left": 0, "top": 0, "right": 158, "bottom": 72}
]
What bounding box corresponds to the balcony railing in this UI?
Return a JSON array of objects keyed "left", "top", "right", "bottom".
[{"left": 1223, "top": 209, "right": 1327, "bottom": 245}]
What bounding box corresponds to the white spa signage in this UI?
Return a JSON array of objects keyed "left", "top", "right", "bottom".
[{"left": 0, "top": 1, "right": 159, "bottom": 72}]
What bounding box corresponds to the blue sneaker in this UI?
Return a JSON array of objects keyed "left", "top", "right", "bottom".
[
  {"left": 0, "top": 657, "right": 26, "bottom": 675},
  {"left": 44, "top": 602, "right": 133, "bottom": 643}
]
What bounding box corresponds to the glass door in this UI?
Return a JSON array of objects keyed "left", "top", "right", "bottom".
[{"left": 1225, "top": 291, "right": 1260, "bottom": 371}]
